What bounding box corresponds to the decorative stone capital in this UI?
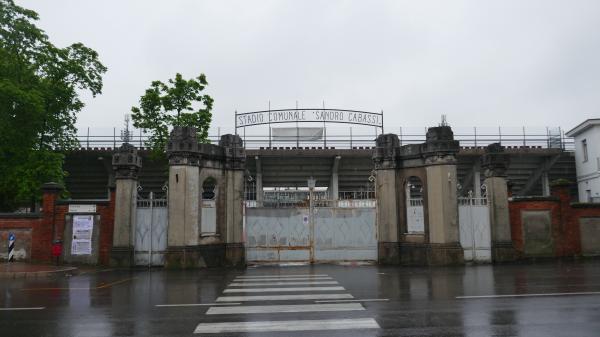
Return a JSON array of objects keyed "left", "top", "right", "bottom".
[
  {"left": 481, "top": 143, "right": 509, "bottom": 177},
  {"left": 166, "top": 126, "right": 201, "bottom": 166},
  {"left": 421, "top": 126, "right": 459, "bottom": 164},
  {"left": 219, "top": 134, "right": 246, "bottom": 170},
  {"left": 373, "top": 134, "right": 400, "bottom": 169},
  {"left": 112, "top": 143, "right": 142, "bottom": 179}
]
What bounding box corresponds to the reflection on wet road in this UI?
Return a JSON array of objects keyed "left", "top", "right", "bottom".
[{"left": 2, "top": 261, "right": 600, "bottom": 336}]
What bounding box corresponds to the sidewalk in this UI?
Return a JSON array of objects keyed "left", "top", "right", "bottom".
[{"left": 0, "top": 262, "right": 77, "bottom": 279}]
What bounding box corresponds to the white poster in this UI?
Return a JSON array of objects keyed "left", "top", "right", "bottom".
[{"left": 71, "top": 215, "right": 93, "bottom": 255}]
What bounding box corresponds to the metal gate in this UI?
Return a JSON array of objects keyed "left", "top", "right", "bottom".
[
  {"left": 458, "top": 195, "right": 491, "bottom": 262},
  {"left": 245, "top": 190, "right": 377, "bottom": 263},
  {"left": 314, "top": 206, "right": 377, "bottom": 261},
  {"left": 135, "top": 191, "right": 168, "bottom": 266},
  {"left": 246, "top": 207, "right": 311, "bottom": 262}
]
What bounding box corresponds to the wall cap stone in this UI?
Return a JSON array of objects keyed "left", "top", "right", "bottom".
[
  {"left": 0, "top": 213, "right": 42, "bottom": 219},
  {"left": 510, "top": 196, "right": 560, "bottom": 202},
  {"left": 55, "top": 199, "right": 110, "bottom": 205},
  {"left": 41, "top": 182, "right": 64, "bottom": 193},
  {"left": 571, "top": 202, "right": 600, "bottom": 209}
]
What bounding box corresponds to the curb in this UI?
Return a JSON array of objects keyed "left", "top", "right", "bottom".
[{"left": 0, "top": 267, "right": 78, "bottom": 279}]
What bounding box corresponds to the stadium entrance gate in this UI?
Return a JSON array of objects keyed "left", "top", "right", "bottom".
[{"left": 244, "top": 185, "right": 377, "bottom": 264}]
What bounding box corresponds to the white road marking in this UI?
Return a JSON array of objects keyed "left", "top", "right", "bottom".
[
  {"left": 155, "top": 303, "right": 241, "bottom": 307},
  {"left": 233, "top": 277, "right": 333, "bottom": 282},
  {"left": 206, "top": 302, "right": 364, "bottom": 315},
  {"left": 456, "top": 291, "right": 600, "bottom": 299},
  {"left": 0, "top": 307, "right": 45, "bottom": 311},
  {"left": 216, "top": 293, "right": 354, "bottom": 302},
  {"left": 235, "top": 274, "right": 329, "bottom": 279},
  {"left": 224, "top": 286, "right": 345, "bottom": 293},
  {"left": 315, "top": 298, "right": 390, "bottom": 303},
  {"left": 229, "top": 280, "right": 339, "bottom": 286},
  {"left": 194, "top": 318, "right": 379, "bottom": 333}
]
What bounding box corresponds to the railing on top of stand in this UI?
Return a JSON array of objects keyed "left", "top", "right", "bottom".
[{"left": 75, "top": 127, "right": 574, "bottom": 151}]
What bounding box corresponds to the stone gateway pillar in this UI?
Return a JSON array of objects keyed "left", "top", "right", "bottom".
[
  {"left": 482, "top": 143, "right": 517, "bottom": 262},
  {"left": 218, "top": 134, "right": 246, "bottom": 265},
  {"left": 110, "top": 143, "right": 142, "bottom": 267},
  {"left": 421, "top": 126, "right": 463, "bottom": 265},
  {"left": 373, "top": 134, "right": 401, "bottom": 264},
  {"left": 373, "top": 126, "right": 464, "bottom": 266},
  {"left": 165, "top": 126, "right": 201, "bottom": 266},
  {"left": 165, "top": 127, "right": 246, "bottom": 268}
]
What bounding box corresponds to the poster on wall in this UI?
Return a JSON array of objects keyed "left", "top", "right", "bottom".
[{"left": 71, "top": 215, "right": 93, "bottom": 255}]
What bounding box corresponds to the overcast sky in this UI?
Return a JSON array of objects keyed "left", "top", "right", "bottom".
[{"left": 17, "top": 0, "right": 600, "bottom": 136}]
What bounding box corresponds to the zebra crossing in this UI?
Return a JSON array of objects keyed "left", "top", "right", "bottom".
[{"left": 193, "top": 273, "right": 381, "bottom": 334}]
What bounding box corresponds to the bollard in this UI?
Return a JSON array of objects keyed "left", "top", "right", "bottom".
[{"left": 8, "top": 232, "right": 15, "bottom": 262}]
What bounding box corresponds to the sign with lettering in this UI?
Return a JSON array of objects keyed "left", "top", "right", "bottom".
[
  {"left": 236, "top": 109, "right": 383, "bottom": 128},
  {"left": 68, "top": 204, "right": 96, "bottom": 213}
]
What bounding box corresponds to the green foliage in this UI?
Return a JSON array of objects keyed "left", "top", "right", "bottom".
[
  {"left": 131, "top": 73, "right": 214, "bottom": 156},
  {"left": 0, "top": 0, "right": 107, "bottom": 211}
]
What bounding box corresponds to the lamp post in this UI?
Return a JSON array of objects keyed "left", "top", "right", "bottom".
[{"left": 307, "top": 176, "right": 316, "bottom": 263}]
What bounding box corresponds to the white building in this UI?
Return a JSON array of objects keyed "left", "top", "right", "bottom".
[{"left": 566, "top": 119, "right": 600, "bottom": 202}]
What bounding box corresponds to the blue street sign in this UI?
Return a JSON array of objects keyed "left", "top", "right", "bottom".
[{"left": 8, "top": 233, "right": 15, "bottom": 241}]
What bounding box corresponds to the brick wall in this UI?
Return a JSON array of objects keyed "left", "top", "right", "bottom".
[
  {"left": 0, "top": 216, "right": 43, "bottom": 261},
  {"left": 509, "top": 184, "right": 600, "bottom": 258},
  {"left": 0, "top": 185, "right": 115, "bottom": 265}
]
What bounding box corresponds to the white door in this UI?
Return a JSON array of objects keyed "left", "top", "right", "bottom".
[
  {"left": 459, "top": 197, "right": 491, "bottom": 262},
  {"left": 135, "top": 193, "right": 168, "bottom": 266}
]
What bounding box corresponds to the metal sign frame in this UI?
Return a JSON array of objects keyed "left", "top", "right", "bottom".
[{"left": 235, "top": 108, "right": 384, "bottom": 131}]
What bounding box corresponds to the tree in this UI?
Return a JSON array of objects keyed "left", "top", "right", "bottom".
[
  {"left": 131, "top": 73, "right": 214, "bottom": 156},
  {"left": 0, "top": 0, "right": 107, "bottom": 210}
]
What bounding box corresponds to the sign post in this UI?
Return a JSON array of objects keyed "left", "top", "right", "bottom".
[{"left": 8, "top": 232, "right": 15, "bottom": 262}]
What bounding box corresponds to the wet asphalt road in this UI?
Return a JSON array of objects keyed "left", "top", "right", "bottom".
[{"left": 2, "top": 260, "right": 600, "bottom": 337}]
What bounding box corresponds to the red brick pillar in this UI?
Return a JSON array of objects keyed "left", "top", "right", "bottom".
[
  {"left": 99, "top": 187, "right": 116, "bottom": 265},
  {"left": 38, "top": 182, "right": 63, "bottom": 262},
  {"left": 551, "top": 182, "right": 580, "bottom": 256}
]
